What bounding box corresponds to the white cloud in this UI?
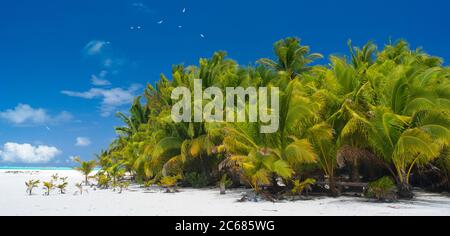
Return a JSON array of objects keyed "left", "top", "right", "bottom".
[
  {"left": 132, "top": 2, "right": 152, "bottom": 13},
  {"left": 84, "top": 40, "right": 108, "bottom": 56},
  {"left": 99, "top": 70, "right": 108, "bottom": 77},
  {"left": 0, "top": 104, "right": 73, "bottom": 126},
  {"left": 75, "top": 137, "right": 91, "bottom": 147},
  {"left": 0, "top": 142, "right": 61, "bottom": 164},
  {"left": 61, "top": 84, "right": 140, "bottom": 117},
  {"left": 103, "top": 58, "right": 125, "bottom": 68},
  {"left": 0, "top": 104, "right": 47, "bottom": 124},
  {"left": 91, "top": 76, "right": 111, "bottom": 86},
  {"left": 91, "top": 70, "right": 111, "bottom": 86},
  {"left": 103, "top": 58, "right": 113, "bottom": 67}
]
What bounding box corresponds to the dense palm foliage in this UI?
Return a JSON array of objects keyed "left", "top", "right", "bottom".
[{"left": 97, "top": 38, "right": 450, "bottom": 199}]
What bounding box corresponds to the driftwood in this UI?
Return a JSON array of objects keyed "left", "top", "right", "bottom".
[{"left": 315, "top": 181, "right": 368, "bottom": 188}]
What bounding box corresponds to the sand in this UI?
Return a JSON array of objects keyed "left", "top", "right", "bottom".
[{"left": 0, "top": 169, "right": 449, "bottom": 216}]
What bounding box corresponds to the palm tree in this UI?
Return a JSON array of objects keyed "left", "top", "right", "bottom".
[
  {"left": 348, "top": 40, "right": 377, "bottom": 69},
  {"left": 73, "top": 157, "right": 97, "bottom": 185},
  {"left": 51, "top": 174, "right": 59, "bottom": 182},
  {"left": 42, "top": 181, "right": 54, "bottom": 196},
  {"left": 108, "top": 163, "right": 126, "bottom": 187},
  {"left": 221, "top": 80, "right": 319, "bottom": 193},
  {"left": 367, "top": 108, "right": 449, "bottom": 198},
  {"left": 56, "top": 182, "right": 68, "bottom": 194},
  {"left": 291, "top": 178, "right": 316, "bottom": 196},
  {"left": 258, "top": 37, "right": 323, "bottom": 79},
  {"left": 115, "top": 96, "right": 150, "bottom": 137},
  {"left": 118, "top": 181, "right": 130, "bottom": 194},
  {"left": 75, "top": 183, "right": 87, "bottom": 195},
  {"left": 25, "top": 180, "right": 40, "bottom": 195}
]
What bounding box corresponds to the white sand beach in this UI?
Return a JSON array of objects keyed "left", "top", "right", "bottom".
[{"left": 0, "top": 169, "right": 449, "bottom": 216}]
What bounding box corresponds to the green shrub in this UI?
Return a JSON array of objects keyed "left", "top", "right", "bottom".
[
  {"left": 291, "top": 178, "right": 316, "bottom": 196},
  {"left": 97, "top": 172, "right": 110, "bottom": 189},
  {"left": 366, "top": 177, "right": 397, "bottom": 201},
  {"left": 159, "top": 175, "right": 182, "bottom": 193},
  {"left": 185, "top": 172, "right": 209, "bottom": 188}
]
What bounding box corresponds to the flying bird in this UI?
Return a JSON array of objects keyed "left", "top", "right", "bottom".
[
  {"left": 178, "top": 25, "right": 183, "bottom": 29},
  {"left": 157, "top": 20, "right": 164, "bottom": 24},
  {"left": 182, "top": 8, "right": 186, "bottom": 13},
  {"left": 46, "top": 126, "right": 51, "bottom": 131},
  {"left": 200, "top": 34, "right": 205, "bottom": 38}
]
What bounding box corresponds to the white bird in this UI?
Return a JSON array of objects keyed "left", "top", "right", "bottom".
[
  {"left": 182, "top": 8, "right": 186, "bottom": 13},
  {"left": 137, "top": 26, "right": 142, "bottom": 29},
  {"left": 130, "top": 26, "right": 135, "bottom": 30},
  {"left": 178, "top": 25, "right": 183, "bottom": 29},
  {"left": 46, "top": 126, "right": 51, "bottom": 131},
  {"left": 157, "top": 20, "right": 164, "bottom": 24},
  {"left": 200, "top": 34, "right": 205, "bottom": 38}
]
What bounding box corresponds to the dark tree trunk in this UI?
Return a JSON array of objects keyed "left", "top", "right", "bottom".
[
  {"left": 351, "top": 160, "right": 361, "bottom": 182},
  {"left": 328, "top": 175, "right": 340, "bottom": 197},
  {"left": 397, "top": 183, "right": 414, "bottom": 199}
]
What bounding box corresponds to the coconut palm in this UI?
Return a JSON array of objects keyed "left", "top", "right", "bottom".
[
  {"left": 42, "top": 181, "right": 54, "bottom": 196},
  {"left": 75, "top": 183, "right": 87, "bottom": 195},
  {"left": 25, "top": 180, "right": 40, "bottom": 195},
  {"left": 107, "top": 163, "right": 126, "bottom": 187},
  {"left": 118, "top": 181, "right": 130, "bottom": 194},
  {"left": 258, "top": 37, "right": 323, "bottom": 79},
  {"left": 291, "top": 178, "right": 316, "bottom": 196},
  {"left": 115, "top": 96, "right": 151, "bottom": 137},
  {"left": 348, "top": 40, "right": 377, "bottom": 69},
  {"left": 221, "top": 80, "right": 319, "bottom": 193},
  {"left": 367, "top": 108, "right": 449, "bottom": 198},
  {"left": 73, "top": 157, "right": 97, "bottom": 185},
  {"left": 51, "top": 174, "right": 59, "bottom": 182},
  {"left": 56, "top": 182, "right": 68, "bottom": 194}
]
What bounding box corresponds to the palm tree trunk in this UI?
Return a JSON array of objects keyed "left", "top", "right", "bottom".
[
  {"left": 220, "top": 183, "right": 226, "bottom": 195},
  {"left": 397, "top": 173, "right": 414, "bottom": 199},
  {"left": 397, "top": 183, "right": 414, "bottom": 199},
  {"left": 328, "top": 174, "right": 340, "bottom": 197},
  {"left": 351, "top": 159, "right": 360, "bottom": 182}
]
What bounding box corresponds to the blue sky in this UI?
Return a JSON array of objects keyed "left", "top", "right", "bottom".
[{"left": 0, "top": 0, "right": 449, "bottom": 166}]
